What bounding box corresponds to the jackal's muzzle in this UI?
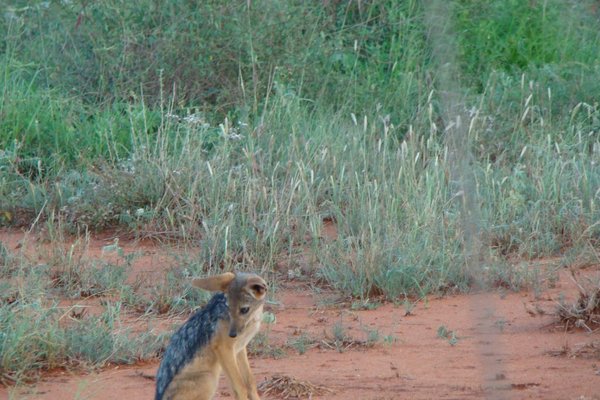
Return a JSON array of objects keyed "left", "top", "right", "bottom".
[{"left": 228, "top": 320, "right": 238, "bottom": 338}]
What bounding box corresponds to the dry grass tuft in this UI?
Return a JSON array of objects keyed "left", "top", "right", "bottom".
[
  {"left": 258, "top": 374, "right": 333, "bottom": 399},
  {"left": 548, "top": 341, "right": 600, "bottom": 360},
  {"left": 555, "top": 270, "right": 600, "bottom": 332},
  {"left": 570, "top": 341, "right": 600, "bottom": 359}
]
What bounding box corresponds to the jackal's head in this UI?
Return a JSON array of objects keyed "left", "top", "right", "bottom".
[{"left": 192, "top": 272, "right": 267, "bottom": 338}]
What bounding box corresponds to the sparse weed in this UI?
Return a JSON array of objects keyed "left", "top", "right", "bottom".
[
  {"left": 247, "top": 332, "right": 286, "bottom": 359},
  {"left": 383, "top": 334, "right": 398, "bottom": 346},
  {"left": 332, "top": 322, "right": 347, "bottom": 344},
  {"left": 0, "top": 241, "right": 17, "bottom": 279},
  {"left": 561, "top": 244, "right": 600, "bottom": 270},
  {"left": 325, "top": 321, "right": 352, "bottom": 353},
  {"left": 437, "top": 325, "right": 460, "bottom": 346},
  {"left": 363, "top": 326, "right": 381, "bottom": 347},
  {"left": 437, "top": 325, "right": 450, "bottom": 339},
  {"left": 494, "top": 319, "right": 506, "bottom": 333},
  {"left": 286, "top": 332, "right": 316, "bottom": 355}
]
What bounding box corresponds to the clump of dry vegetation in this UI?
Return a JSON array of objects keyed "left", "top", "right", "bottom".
[
  {"left": 548, "top": 340, "right": 600, "bottom": 360},
  {"left": 556, "top": 271, "right": 600, "bottom": 332},
  {"left": 258, "top": 374, "right": 332, "bottom": 399}
]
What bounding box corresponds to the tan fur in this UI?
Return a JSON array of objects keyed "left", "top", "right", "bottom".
[{"left": 165, "top": 272, "right": 266, "bottom": 400}]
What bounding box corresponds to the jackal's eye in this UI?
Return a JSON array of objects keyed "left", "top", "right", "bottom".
[{"left": 240, "top": 306, "right": 250, "bottom": 315}]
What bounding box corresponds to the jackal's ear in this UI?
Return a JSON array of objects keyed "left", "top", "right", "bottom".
[
  {"left": 192, "top": 272, "right": 236, "bottom": 292},
  {"left": 246, "top": 276, "right": 267, "bottom": 300}
]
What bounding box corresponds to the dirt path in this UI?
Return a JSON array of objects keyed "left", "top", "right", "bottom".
[{"left": 1, "top": 231, "right": 599, "bottom": 400}]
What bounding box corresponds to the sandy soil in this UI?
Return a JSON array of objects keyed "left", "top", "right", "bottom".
[{"left": 1, "top": 229, "right": 599, "bottom": 400}]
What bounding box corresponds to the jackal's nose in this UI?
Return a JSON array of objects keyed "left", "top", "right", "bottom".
[{"left": 228, "top": 319, "right": 238, "bottom": 338}]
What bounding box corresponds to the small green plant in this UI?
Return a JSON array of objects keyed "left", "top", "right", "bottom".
[
  {"left": 437, "top": 325, "right": 449, "bottom": 339},
  {"left": 437, "top": 325, "right": 459, "bottom": 346},
  {"left": 286, "top": 332, "right": 316, "bottom": 355},
  {"left": 448, "top": 332, "right": 459, "bottom": 346},
  {"left": 324, "top": 321, "right": 353, "bottom": 353},
  {"left": 494, "top": 319, "right": 506, "bottom": 333},
  {"left": 383, "top": 334, "right": 398, "bottom": 346},
  {"left": 332, "top": 322, "right": 347, "bottom": 343},
  {"left": 363, "top": 326, "right": 381, "bottom": 347}
]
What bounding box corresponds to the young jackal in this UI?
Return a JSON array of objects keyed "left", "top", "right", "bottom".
[{"left": 155, "top": 272, "right": 267, "bottom": 400}]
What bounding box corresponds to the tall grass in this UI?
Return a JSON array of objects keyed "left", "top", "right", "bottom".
[
  {"left": 5, "top": 78, "right": 593, "bottom": 300},
  {"left": 0, "top": 0, "right": 599, "bottom": 293}
]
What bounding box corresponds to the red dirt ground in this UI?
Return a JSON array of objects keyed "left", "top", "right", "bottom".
[{"left": 1, "top": 229, "right": 599, "bottom": 400}]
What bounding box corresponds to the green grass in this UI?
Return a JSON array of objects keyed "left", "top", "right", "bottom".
[{"left": 454, "top": 1, "right": 600, "bottom": 91}]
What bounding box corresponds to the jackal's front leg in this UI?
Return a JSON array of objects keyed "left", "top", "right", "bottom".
[
  {"left": 237, "top": 347, "right": 260, "bottom": 400},
  {"left": 215, "top": 345, "right": 250, "bottom": 400}
]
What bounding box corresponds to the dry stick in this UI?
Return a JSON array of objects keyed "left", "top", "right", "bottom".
[
  {"left": 26, "top": 199, "right": 48, "bottom": 234},
  {"left": 422, "top": 1, "right": 510, "bottom": 398}
]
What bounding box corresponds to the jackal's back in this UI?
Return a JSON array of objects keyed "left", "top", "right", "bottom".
[{"left": 155, "top": 293, "right": 229, "bottom": 400}]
